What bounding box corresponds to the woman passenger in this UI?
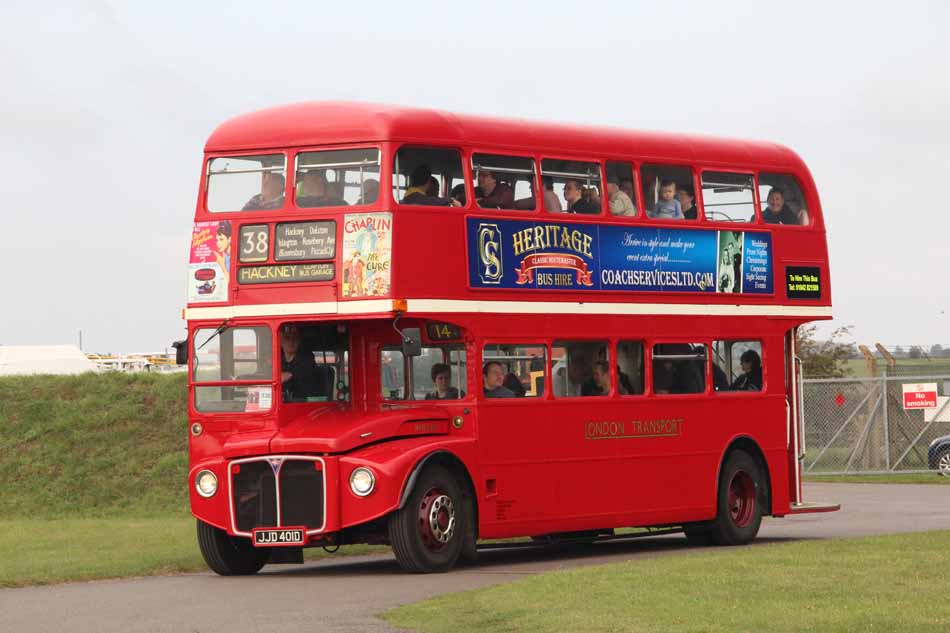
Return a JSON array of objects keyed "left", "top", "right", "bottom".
[{"left": 730, "top": 350, "right": 762, "bottom": 391}]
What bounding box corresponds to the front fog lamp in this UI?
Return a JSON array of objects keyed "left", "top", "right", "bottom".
[
  {"left": 195, "top": 470, "right": 218, "bottom": 498},
  {"left": 349, "top": 467, "right": 376, "bottom": 497}
]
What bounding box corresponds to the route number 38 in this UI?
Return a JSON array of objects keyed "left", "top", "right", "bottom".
[{"left": 240, "top": 225, "right": 269, "bottom": 262}]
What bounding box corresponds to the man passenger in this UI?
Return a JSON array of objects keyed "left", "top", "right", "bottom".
[
  {"left": 280, "top": 324, "right": 326, "bottom": 401},
  {"left": 542, "top": 176, "right": 562, "bottom": 212},
  {"left": 483, "top": 361, "right": 515, "bottom": 398},
  {"left": 476, "top": 169, "right": 515, "bottom": 209},
  {"left": 402, "top": 165, "right": 461, "bottom": 206},
  {"left": 564, "top": 179, "right": 600, "bottom": 214},
  {"left": 243, "top": 172, "right": 285, "bottom": 210},
  {"left": 607, "top": 177, "right": 636, "bottom": 216},
  {"left": 425, "top": 363, "right": 462, "bottom": 400}
]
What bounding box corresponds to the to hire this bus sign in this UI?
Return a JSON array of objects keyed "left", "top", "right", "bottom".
[{"left": 902, "top": 383, "right": 939, "bottom": 410}]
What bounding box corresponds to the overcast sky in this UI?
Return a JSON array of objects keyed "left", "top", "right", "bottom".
[{"left": 2, "top": 1, "right": 948, "bottom": 352}]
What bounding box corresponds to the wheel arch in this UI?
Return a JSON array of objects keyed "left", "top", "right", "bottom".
[{"left": 717, "top": 435, "right": 773, "bottom": 516}]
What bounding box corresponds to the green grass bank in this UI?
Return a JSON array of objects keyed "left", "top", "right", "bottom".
[{"left": 384, "top": 530, "right": 950, "bottom": 633}]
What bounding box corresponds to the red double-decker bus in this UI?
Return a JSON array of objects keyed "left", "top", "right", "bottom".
[{"left": 182, "top": 102, "right": 837, "bottom": 574}]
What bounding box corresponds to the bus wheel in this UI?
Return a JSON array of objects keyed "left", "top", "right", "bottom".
[
  {"left": 709, "top": 450, "right": 763, "bottom": 546},
  {"left": 683, "top": 523, "right": 714, "bottom": 546},
  {"left": 388, "top": 465, "right": 465, "bottom": 573},
  {"left": 196, "top": 520, "right": 270, "bottom": 576}
]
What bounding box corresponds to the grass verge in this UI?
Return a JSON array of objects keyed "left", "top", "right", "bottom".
[
  {"left": 0, "top": 518, "right": 386, "bottom": 588},
  {"left": 383, "top": 530, "right": 950, "bottom": 633},
  {"left": 805, "top": 473, "right": 949, "bottom": 484}
]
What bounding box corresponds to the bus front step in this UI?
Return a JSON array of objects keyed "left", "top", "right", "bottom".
[{"left": 788, "top": 502, "right": 841, "bottom": 515}]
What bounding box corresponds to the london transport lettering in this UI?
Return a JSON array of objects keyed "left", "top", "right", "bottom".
[
  {"left": 585, "top": 418, "right": 685, "bottom": 440},
  {"left": 467, "top": 218, "right": 773, "bottom": 294}
]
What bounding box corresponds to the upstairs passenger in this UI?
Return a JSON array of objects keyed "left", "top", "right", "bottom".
[
  {"left": 620, "top": 178, "right": 636, "bottom": 203},
  {"left": 564, "top": 179, "right": 600, "bottom": 214},
  {"left": 607, "top": 177, "right": 636, "bottom": 216},
  {"left": 451, "top": 183, "right": 467, "bottom": 205},
  {"left": 425, "top": 363, "right": 462, "bottom": 400},
  {"left": 761, "top": 188, "right": 805, "bottom": 225},
  {"left": 476, "top": 169, "right": 515, "bottom": 209},
  {"left": 357, "top": 178, "right": 380, "bottom": 205},
  {"left": 243, "top": 172, "right": 285, "bottom": 210},
  {"left": 483, "top": 361, "right": 515, "bottom": 398},
  {"left": 730, "top": 350, "right": 763, "bottom": 391},
  {"left": 648, "top": 180, "right": 684, "bottom": 219},
  {"left": 280, "top": 324, "right": 327, "bottom": 401},
  {"left": 402, "top": 165, "right": 461, "bottom": 206},
  {"left": 542, "top": 176, "right": 563, "bottom": 212},
  {"left": 297, "top": 170, "right": 348, "bottom": 207},
  {"left": 677, "top": 184, "right": 698, "bottom": 220}
]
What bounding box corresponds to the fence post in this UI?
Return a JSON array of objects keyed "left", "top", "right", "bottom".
[{"left": 882, "top": 368, "right": 891, "bottom": 470}]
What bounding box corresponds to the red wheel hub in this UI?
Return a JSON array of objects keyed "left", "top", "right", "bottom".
[
  {"left": 728, "top": 470, "right": 756, "bottom": 528},
  {"left": 417, "top": 488, "right": 456, "bottom": 552}
]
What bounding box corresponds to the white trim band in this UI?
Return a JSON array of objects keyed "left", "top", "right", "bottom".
[{"left": 184, "top": 298, "right": 832, "bottom": 320}]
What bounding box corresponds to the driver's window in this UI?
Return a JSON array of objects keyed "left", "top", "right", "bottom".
[{"left": 279, "top": 323, "right": 349, "bottom": 403}]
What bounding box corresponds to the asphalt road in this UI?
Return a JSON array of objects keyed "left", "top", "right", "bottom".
[{"left": 2, "top": 483, "right": 948, "bottom": 633}]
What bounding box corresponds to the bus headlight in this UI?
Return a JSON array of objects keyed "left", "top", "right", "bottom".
[
  {"left": 349, "top": 467, "right": 376, "bottom": 497},
  {"left": 195, "top": 470, "right": 218, "bottom": 498}
]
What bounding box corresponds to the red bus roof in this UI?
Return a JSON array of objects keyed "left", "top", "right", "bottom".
[{"left": 205, "top": 101, "right": 806, "bottom": 171}]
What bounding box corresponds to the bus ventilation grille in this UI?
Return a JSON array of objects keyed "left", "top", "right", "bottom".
[{"left": 231, "top": 458, "right": 324, "bottom": 533}]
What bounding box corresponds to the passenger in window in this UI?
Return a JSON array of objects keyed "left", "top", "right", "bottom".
[
  {"left": 483, "top": 361, "right": 515, "bottom": 398},
  {"left": 542, "top": 176, "right": 563, "bottom": 212},
  {"left": 280, "top": 325, "right": 328, "bottom": 402},
  {"left": 654, "top": 345, "right": 703, "bottom": 394},
  {"left": 607, "top": 177, "right": 636, "bottom": 217},
  {"left": 425, "top": 363, "right": 462, "bottom": 400},
  {"left": 357, "top": 178, "right": 380, "bottom": 205},
  {"left": 298, "top": 170, "right": 347, "bottom": 207},
  {"left": 426, "top": 176, "right": 441, "bottom": 197},
  {"left": 762, "top": 188, "right": 805, "bottom": 225},
  {"left": 451, "top": 183, "right": 467, "bottom": 206},
  {"left": 476, "top": 170, "right": 515, "bottom": 209},
  {"left": 648, "top": 180, "right": 684, "bottom": 220},
  {"left": 677, "top": 184, "right": 698, "bottom": 220},
  {"left": 503, "top": 373, "right": 526, "bottom": 397},
  {"left": 243, "top": 172, "right": 285, "bottom": 211},
  {"left": 730, "top": 350, "right": 763, "bottom": 391},
  {"left": 620, "top": 179, "right": 636, "bottom": 203},
  {"left": 583, "top": 360, "right": 611, "bottom": 396},
  {"left": 618, "top": 367, "right": 637, "bottom": 395},
  {"left": 564, "top": 179, "right": 600, "bottom": 214},
  {"left": 403, "top": 166, "right": 461, "bottom": 206}
]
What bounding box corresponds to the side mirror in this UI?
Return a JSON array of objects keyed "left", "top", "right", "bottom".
[
  {"left": 172, "top": 339, "right": 188, "bottom": 365},
  {"left": 401, "top": 328, "right": 422, "bottom": 357}
]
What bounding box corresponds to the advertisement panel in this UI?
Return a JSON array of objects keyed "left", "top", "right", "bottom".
[
  {"left": 467, "top": 218, "right": 772, "bottom": 295},
  {"left": 342, "top": 213, "right": 392, "bottom": 298},
  {"left": 188, "top": 220, "right": 230, "bottom": 303}
]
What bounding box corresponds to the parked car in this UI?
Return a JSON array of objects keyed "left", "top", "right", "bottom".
[{"left": 928, "top": 435, "right": 950, "bottom": 476}]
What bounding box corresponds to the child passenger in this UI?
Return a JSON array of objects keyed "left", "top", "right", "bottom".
[{"left": 648, "top": 180, "right": 684, "bottom": 220}]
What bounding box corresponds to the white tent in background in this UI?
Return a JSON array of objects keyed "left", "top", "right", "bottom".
[{"left": 0, "top": 345, "right": 99, "bottom": 375}]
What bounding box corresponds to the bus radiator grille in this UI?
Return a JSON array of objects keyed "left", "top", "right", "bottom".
[{"left": 230, "top": 458, "right": 324, "bottom": 533}]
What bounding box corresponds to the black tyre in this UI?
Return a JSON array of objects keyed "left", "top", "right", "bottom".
[
  {"left": 388, "top": 465, "right": 467, "bottom": 573},
  {"left": 196, "top": 520, "right": 270, "bottom": 576},
  {"left": 707, "top": 450, "right": 764, "bottom": 546},
  {"left": 936, "top": 448, "right": 950, "bottom": 477}
]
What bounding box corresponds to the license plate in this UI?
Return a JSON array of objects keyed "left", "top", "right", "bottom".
[{"left": 252, "top": 527, "right": 306, "bottom": 547}]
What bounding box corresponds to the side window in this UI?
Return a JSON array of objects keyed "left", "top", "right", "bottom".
[
  {"left": 641, "top": 164, "right": 694, "bottom": 220},
  {"left": 393, "top": 147, "right": 463, "bottom": 206},
  {"left": 605, "top": 161, "right": 638, "bottom": 218},
  {"left": 413, "top": 346, "right": 467, "bottom": 400},
  {"left": 472, "top": 154, "right": 536, "bottom": 210},
  {"left": 295, "top": 148, "right": 380, "bottom": 208},
  {"left": 207, "top": 154, "right": 286, "bottom": 213},
  {"left": 702, "top": 172, "right": 755, "bottom": 223},
  {"left": 482, "top": 344, "right": 546, "bottom": 398},
  {"left": 713, "top": 340, "right": 763, "bottom": 392},
  {"left": 617, "top": 341, "right": 645, "bottom": 395},
  {"left": 759, "top": 173, "right": 810, "bottom": 226},
  {"left": 193, "top": 326, "right": 273, "bottom": 413},
  {"left": 653, "top": 343, "right": 706, "bottom": 395},
  {"left": 552, "top": 341, "right": 608, "bottom": 397},
  {"left": 540, "top": 159, "right": 603, "bottom": 215},
  {"left": 381, "top": 349, "right": 405, "bottom": 399}
]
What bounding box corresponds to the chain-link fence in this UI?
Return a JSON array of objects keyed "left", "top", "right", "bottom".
[{"left": 803, "top": 373, "right": 950, "bottom": 474}]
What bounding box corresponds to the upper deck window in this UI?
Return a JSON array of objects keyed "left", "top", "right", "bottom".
[
  {"left": 540, "top": 159, "right": 603, "bottom": 215},
  {"left": 701, "top": 172, "right": 755, "bottom": 223},
  {"left": 758, "top": 173, "right": 810, "bottom": 226},
  {"left": 471, "top": 154, "right": 536, "bottom": 210},
  {"left": 295, "top": 148, "right": 380, "bottom": 208},
  {"left": 207, "top": 154, "right": 286, "bottom": 213},
  {"left": 641, "top": 164, "right": 695, "bottom": 220},
  {"left": 393, "top": 147, "right": 463, "bottom": 207},
  {"left": 605, "top": 161, "right": 638, "bottom": 218}
]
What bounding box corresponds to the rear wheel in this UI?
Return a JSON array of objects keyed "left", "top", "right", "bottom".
[
  {"left": 196, "top": 520, "right": 270, "bottom": 575},
  {"left": 388, "top": 465, "right": 467, "bottom": 573},
  {"left": 936, "top": 449, "right": 950, "bottom": 477},
  {"left": 707, "top": 450, "right": 763, "bottom": 546}
]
